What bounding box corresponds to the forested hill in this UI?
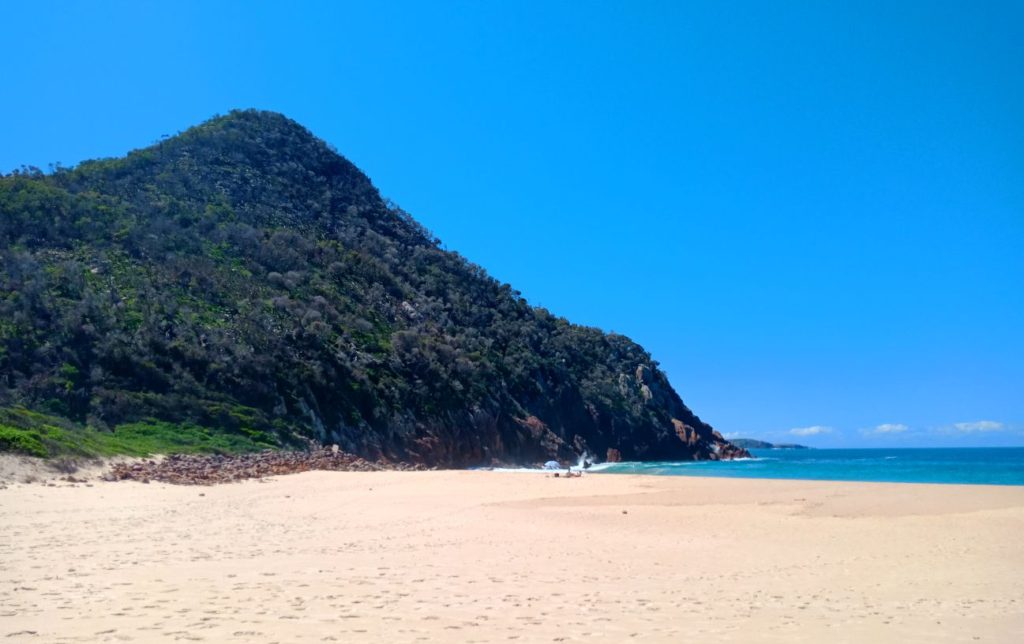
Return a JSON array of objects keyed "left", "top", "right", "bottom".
[{"left": 0, "top": 110, "right": 747, "bottom": 465}]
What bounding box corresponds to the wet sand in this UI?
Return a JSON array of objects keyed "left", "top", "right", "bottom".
[{"left": 2, "top": 470, "right": 1022, "bottom": 642}]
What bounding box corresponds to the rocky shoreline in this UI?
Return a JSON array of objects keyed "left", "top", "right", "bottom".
[{"left": 104, "top": 446, "right": 429, "bottom": 486}]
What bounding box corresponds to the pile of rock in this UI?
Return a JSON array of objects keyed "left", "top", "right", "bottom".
[{"left": 104, "top": 446, "right": 428, "bottom": 485}]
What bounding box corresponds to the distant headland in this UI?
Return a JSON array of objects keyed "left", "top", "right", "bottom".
[{"left": 730, "top": 438, "right": 810, "bottom": 450}]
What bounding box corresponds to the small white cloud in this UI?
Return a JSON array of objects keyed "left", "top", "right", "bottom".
[
  {"left": 723, "top": 432, "right": 741, "bottom": 439},
  {"left": 951, "top": 420, "right": 1004, "bottom": 433},
  {"left": 870, "top": 423, "right": 909, "bottom": 434},
  {"left": 789, "top": 425, "right": 832, "bottom": 437}
]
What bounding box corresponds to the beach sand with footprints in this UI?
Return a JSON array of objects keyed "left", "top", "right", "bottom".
[{"left": 2, "top": 469, "right": 1023, "bottom": 642}]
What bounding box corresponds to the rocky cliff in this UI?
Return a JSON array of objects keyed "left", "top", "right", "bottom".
[{"left": 0, "top": 110, "right": 748, "bottom": 465}]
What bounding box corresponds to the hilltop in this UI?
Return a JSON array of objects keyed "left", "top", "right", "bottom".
[{"left": 0, "top": 110, "right": 746, "bottom": 465}]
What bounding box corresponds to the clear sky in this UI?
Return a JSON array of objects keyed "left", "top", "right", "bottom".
[{"left": 2, "top": 1, "right": 1021, "bottom": 447}]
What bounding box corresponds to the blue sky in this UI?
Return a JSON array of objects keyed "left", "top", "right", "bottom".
[{"left": 2, "top": 1, "right": 1021, "bottom": 447}]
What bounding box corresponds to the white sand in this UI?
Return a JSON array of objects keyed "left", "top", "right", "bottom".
[
  {"left": 0, "top": 454, "right": 158, "bottom": 486},
  {"left": 1, "top": 470, "right": 1022, "bottom": 642}
]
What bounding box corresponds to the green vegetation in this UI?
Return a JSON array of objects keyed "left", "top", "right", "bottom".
[
  {"left": 0, "top": 424, "right": 47, "bottom": 457},
  {"left": 0, "top": 110, "right": 732, "bottom": 464},
  {"left": 0, "top": 407, "right": 272, "bottom": 458}
]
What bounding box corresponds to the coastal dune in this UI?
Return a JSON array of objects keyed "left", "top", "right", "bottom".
[{"left": 1, "top": 471, "right": 1022, "bottom": 642}]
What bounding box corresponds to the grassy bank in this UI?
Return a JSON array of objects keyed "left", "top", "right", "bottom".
[{"left": 0, "top": 407, "right": 277, "bottom": 459}]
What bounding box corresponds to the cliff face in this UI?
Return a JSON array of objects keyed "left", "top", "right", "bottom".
[{"left": 0, "top": 110, "right": 748, "bottom": 465}]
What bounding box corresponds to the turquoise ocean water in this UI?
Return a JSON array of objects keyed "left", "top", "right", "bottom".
[{"left": 593, "top": 447, "right": 1024, "bottom": 486}]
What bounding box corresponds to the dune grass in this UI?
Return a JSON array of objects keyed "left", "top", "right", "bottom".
[{"left": 0, "top": 407, "right": 275, "bottom": 459}]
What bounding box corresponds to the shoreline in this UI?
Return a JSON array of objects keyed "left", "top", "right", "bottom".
[
  {"left": 5, "top": 450, "right": 1024, "bottom": 488},
  {"left": 2, "top": 470, "right": 1023, "bottom": 642}
]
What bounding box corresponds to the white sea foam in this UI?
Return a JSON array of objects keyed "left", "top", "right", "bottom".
[
  {"left": 471, "top": 455, "right": 765, "bottom": 475},
  {"left": 477, "top": 450, "right": 1024, "bottom": 486}
]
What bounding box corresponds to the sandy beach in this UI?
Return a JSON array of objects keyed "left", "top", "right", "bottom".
[{"left": 2, "top": 470, "right": 1022, "bottom": 643}]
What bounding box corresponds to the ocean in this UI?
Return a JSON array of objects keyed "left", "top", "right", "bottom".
[{"left": 591, "top": 447, "right": 1024, "bottom": 486}]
